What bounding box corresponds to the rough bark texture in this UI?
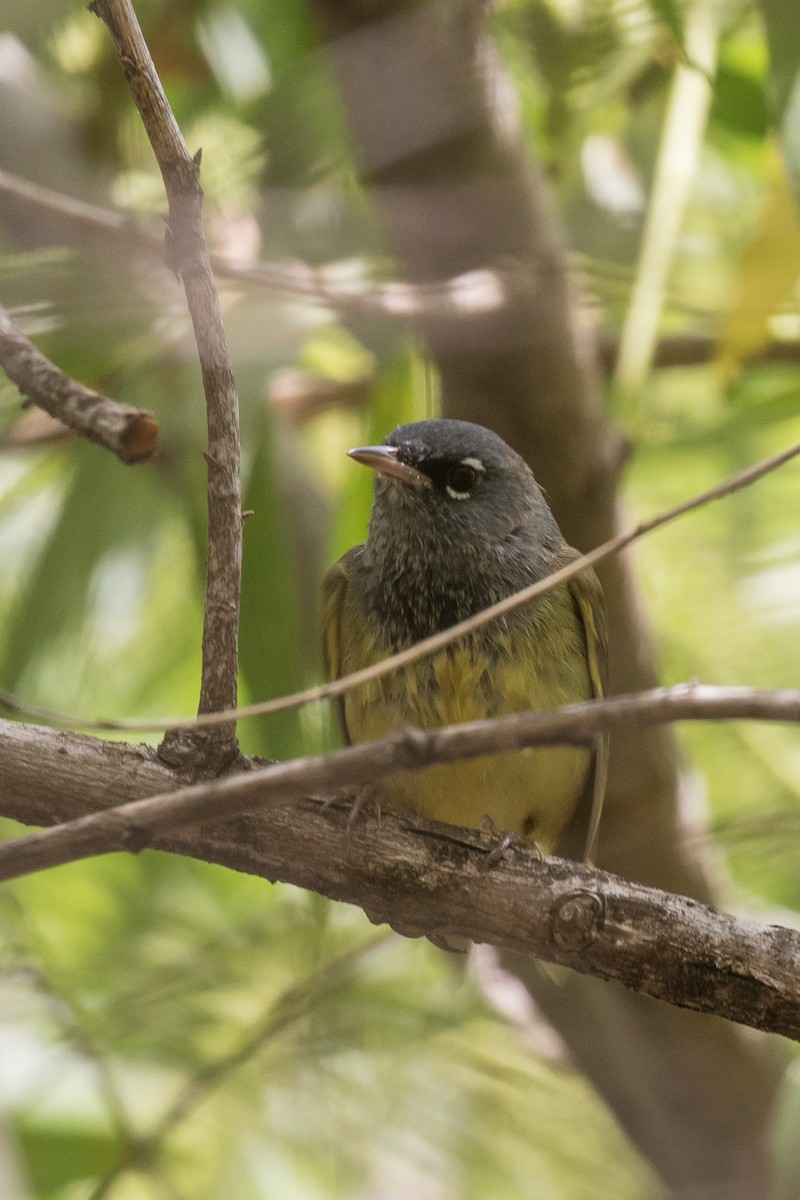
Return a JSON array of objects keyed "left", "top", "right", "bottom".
[
  {"left": 5, "top": 684, "right": 800, "bottom": 882},
  {"left": 1, "top": 717, "right": 799, "bottom": 1042},
  {"left": 306, "top": 2, "right": 784, "bottom": 1196}
]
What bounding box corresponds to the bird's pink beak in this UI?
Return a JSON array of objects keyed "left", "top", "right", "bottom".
[{"left": 347, "top": 445, "right": 431, "bottom": 488}]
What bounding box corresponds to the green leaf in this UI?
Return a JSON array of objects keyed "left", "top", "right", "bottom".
[
  {"left": 650, "top": 0, "right": 686, "bottom": 49},
  {"left": 760, "top": 0, "right": 800, "bottom": 202},
  {"left": 13, "top": 1120, "right": 117, "bottom": 1197},
  {"left": 238, "top": 410, "right": 309, "bottom": 760},
  {"left": 0, "top": 444, "right": 170, "bottom": 700},
  {"left": 715, "top": 142, "right": 800, "bottom": 383},
  {"left": 329, "top": 350, "right": 422, "bottom": 563}
]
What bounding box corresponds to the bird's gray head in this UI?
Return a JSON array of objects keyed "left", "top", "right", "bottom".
[{"left": 348, "top": 419, "right": 564, "bottom": 644}]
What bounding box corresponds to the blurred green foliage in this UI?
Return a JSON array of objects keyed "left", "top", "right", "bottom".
[{"left": 1, "top": 0, "right": 800, "bottom": 1197}]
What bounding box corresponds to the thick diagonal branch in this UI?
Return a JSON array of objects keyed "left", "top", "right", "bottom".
[
  {"left": 0, "top": 716, "right": 798, "bottom": 1042},
  {"left": 3, "top": 680, "right": 800, "bottom": 881}
]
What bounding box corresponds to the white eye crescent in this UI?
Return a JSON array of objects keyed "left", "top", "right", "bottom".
[{"left": 446, "top": 456, "right": 485, "bottom": 500}]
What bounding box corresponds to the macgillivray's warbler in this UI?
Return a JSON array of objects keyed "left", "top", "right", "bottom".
[{"left": 323, "top": 418, "right": 608, "bottom": 859}]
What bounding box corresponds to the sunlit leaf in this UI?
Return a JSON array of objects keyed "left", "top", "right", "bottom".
[
  {"left": 715, "top": 141, "right": 800, "bottom": 383},
  {"left": 13, "top": 1121, "right": 117, "bottom": 1197}
]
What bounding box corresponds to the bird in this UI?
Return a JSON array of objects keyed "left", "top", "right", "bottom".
[{"left": 323, "top": 418, "right": 607, "bottom": 860}]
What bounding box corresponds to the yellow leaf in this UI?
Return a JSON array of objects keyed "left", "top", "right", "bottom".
[{"left": 716, "top": 140, "right": 800, "bottom": 385}]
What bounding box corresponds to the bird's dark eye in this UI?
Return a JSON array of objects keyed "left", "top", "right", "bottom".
[{"left": 446, "top": 463, "right": 479, "bottom": 498}]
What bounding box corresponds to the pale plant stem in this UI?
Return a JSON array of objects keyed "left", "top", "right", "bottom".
[{"left": 614, "top": 1, "right": 719, "bottom": 423}]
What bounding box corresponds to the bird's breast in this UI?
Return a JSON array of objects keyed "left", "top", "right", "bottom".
[{"left": 342, "top": 596, "right": 593, "bottom": 844}]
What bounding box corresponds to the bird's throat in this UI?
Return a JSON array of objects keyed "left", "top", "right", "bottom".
[{"left": 358, "top": 530, "right": 535, "bottom": 649}]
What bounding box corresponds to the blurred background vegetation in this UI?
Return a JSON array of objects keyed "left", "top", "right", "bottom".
[{"left": 1, "top": 0, "right": 800, "bottom": 1196}]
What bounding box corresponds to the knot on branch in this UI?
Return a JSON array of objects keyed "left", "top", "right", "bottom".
[
  {"left": 120, "top": 823, "right": 151, "bottom": 855},
  {"left": 385, "top": 724, "right": 433, "bottom": 769},
  {"left": 549, "top": 888, "right": 605, "bottom": 952}
]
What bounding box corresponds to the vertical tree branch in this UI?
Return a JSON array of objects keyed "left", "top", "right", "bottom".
[{"left": 90, "top": 0, "right": 242, "bottom": 771}]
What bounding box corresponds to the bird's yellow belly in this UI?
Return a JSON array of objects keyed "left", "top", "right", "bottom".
[
  {"left": 379, "top": 748, "right": 589, "bottom": 848},
  {"left": 343, "top": 624, "right": 592, "bottom": 848}
]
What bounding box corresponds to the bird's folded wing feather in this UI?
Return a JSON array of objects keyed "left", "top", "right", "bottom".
[
  {"left": 566, "top": 557, "right": 609, "bottom": 863},
  {"left": 322, "top": 547, "right": 364, "bottom": 746}
]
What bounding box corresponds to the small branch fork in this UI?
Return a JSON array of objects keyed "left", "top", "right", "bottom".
[
  {"left": 0, "top": 304, "right": 158, "bottom": 463},
  {"left": 90, "top": 0, "right": 242, "bottom": 769}
]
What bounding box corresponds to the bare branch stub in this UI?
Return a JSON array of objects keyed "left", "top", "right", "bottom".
[
  {"left": 0, "top": 304, "right": 158, "bottom": 464},
  {"left": 90, "top": 0, "right": 242, "bottom": 772}
]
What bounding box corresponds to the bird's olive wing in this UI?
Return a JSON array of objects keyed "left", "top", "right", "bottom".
[
  {"left": 567, "top": 561, "right": 609, "bottom": 864},
  {"left": 322, "top": 547, "right": 364, "bottom": 746}
]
